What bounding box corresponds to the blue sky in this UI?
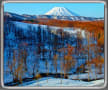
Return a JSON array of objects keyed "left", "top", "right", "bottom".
[{"left": 4, "top": 3, "right": 104, "bottom": 18}]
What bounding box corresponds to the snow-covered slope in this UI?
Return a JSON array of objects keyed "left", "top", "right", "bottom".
[
  {"left": 19, "top": 77, "right": 104, "bottom": 87},
  {"left": 4, "top": 12, "right": 27, "bottom": 21},
  {"left": 45, "top": 7, "right": 79, "bottom": 16}
]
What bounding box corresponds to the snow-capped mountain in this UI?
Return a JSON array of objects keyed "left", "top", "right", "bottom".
[
  {"left": 44, "top": 7, "right": 103, "bottom": 21},
  {"left": 45, "top": 7, "right": 79, "bottom": 16}
]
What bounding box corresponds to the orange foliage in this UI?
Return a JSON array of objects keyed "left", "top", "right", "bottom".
[
  {"left": 22, "top": 19, "right": 104, "bottom": 32},
  {"left": 90, "top": 56, "right": 104, "bottom": 65},
  {"left": 97, "top": 34, "right": 104, "bottom": 47},
  {"left": 22, "top": 19, "right": 104, "bottom": 48}
]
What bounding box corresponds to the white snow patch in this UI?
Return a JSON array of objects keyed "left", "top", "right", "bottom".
[{"left": 19, "top": 77, "right": 104, "bottom": 87}]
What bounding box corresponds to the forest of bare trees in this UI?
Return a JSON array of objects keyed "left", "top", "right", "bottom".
[{"left": 4, "top": 20, "right": 104, "bottom": 86}]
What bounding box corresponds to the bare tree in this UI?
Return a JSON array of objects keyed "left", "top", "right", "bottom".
[{"left": 53, "top": 54, "right": 58, "bottom": 77}]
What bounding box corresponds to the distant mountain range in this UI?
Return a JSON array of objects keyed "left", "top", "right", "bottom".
[{"left": 4, "top": 7, "right": 104, "bottom": 21}]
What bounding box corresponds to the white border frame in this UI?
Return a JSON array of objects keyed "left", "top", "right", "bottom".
[{"left": 1, "top": 0, "right": 107, "bottom": 89}]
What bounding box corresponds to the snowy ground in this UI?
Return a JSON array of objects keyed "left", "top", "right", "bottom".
[
  {"left": 68, "top": 73, "right": 104, "bottom": 80},
  {"left": 13, "top": 21, "right": 86, "bottom": 38},
  {"left": 68, "top": 67, "right": 104, "bottom": 80},
  {"left": 19, "top": 77, "right": 104, "bottom": 87},
  {"left": 18, "top": 66, "right": 104, "bottom": 87},
  {"left": 18, "top": 69, "right": 104, "bottom": 87}
]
